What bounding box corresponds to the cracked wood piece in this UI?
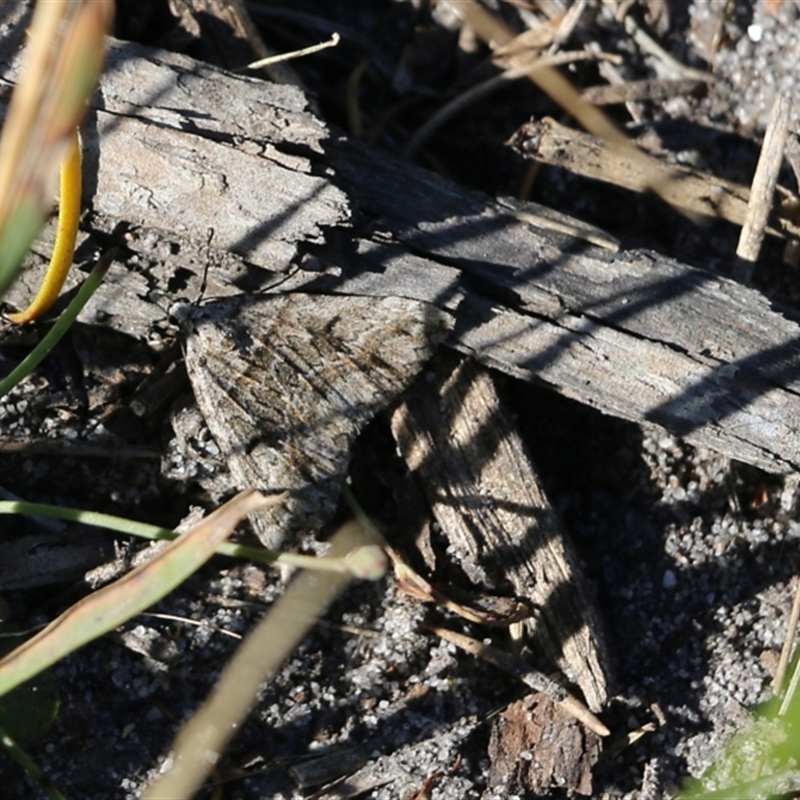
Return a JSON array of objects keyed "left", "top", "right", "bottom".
[
  {"left": 452, "top": 293, "right": 800, "bottom": 474},
  {"left": 87, "top": 106, "right": 348, "bottom": 271},
  {"left": 390, "top": 354, "right": 612, "bottom": 712},
  {"left": 5, "top": 37, "right": 800, "bottom": 473},
  {"left": 184, "top": 293, "right": 447, "bottom": 549}
]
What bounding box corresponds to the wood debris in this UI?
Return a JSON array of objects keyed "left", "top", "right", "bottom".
[
  {"left": 487, "top": 693, "right": 601, "bottom": 796},
  {"left": 391, "top": 354, "right": 613, "bottom": 712},
  {"left": 735, "top": 92, "right": 795, "bottom": 280},
  {"left": 510, "top": 116, "right": 800, "bottom": 239},
  {"left": 0, "top": 37, "right": 798, "bottom": 473}
]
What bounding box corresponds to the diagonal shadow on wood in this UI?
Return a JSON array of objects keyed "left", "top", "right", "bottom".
[
  {"left": 1, "top": 25, "right": 798, "bottom": 798},
  {"left": 4, "top": 35, "right": 799, "bottom": 476}
]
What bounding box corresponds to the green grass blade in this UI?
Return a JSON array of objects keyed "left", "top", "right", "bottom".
[
  {"left": 0, "top": 490, "right": 274, "bottom": 698},
  {"left": 0, "top": 498, "right": 281, "bottom": 564},
  {"left": 0, "top": 497, "right": 385, "bottom": 576},
  {"left": 0, "top": 722, "right": 67, "bottom": 800},
  {"left": 0, "top": 250, "right": 113, "bottom": 399}
]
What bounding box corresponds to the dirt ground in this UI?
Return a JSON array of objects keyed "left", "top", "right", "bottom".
[{"left": 3, "top": 0, "right": 800, "bottom": 798}]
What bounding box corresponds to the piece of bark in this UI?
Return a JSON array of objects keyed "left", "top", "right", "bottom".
[
  {"left": 4, "top": 38, "right": 800, "bottom": 473},
  {"left": 391, "top": 354, "right": 612, "bottom": 712},
  {"left": 486, "top": 693, "right": 601, "bottom": 797},
  {"left": 182, "top": 293, "right": 447, "bottom": 549},
  {"left": 510, "top": 116, "right": 800, "bottom": 239}
]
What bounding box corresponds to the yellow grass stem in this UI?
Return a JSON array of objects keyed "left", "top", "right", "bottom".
[{"left": 8, "top": 129, "right": 82, "bottom": 324}]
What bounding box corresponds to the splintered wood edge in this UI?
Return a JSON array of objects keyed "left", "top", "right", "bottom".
[{"left": 391, "top": 355, "right": 613, "bottom": 711}]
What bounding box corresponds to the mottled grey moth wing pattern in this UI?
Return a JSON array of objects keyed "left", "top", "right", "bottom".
[{"left": 184, "top": 293, "right": 447, "bottom": 549}]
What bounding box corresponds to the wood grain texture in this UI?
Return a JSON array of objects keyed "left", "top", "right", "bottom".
[
  {"left": 3, "top": 37, "right": 800, "bottom": 472},
  {"left": 392, "top": 355, "right": 612, "bottom": 711},
  {"left": 184, "top": 293, "right": 447, "bottom": 548},
  {"left": 452, "top": 294, "right": 800, "bottom": 473}
]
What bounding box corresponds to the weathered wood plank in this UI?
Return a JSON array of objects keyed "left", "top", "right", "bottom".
[
  {"left": 2, "top": 37, "right": 800, "bottom": 472},
  {"left": 453, "top": 294, "right": 800, "bottom": 473},
  {"left": 508, "top": 116, "right": 800, "bottom": 239}
]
